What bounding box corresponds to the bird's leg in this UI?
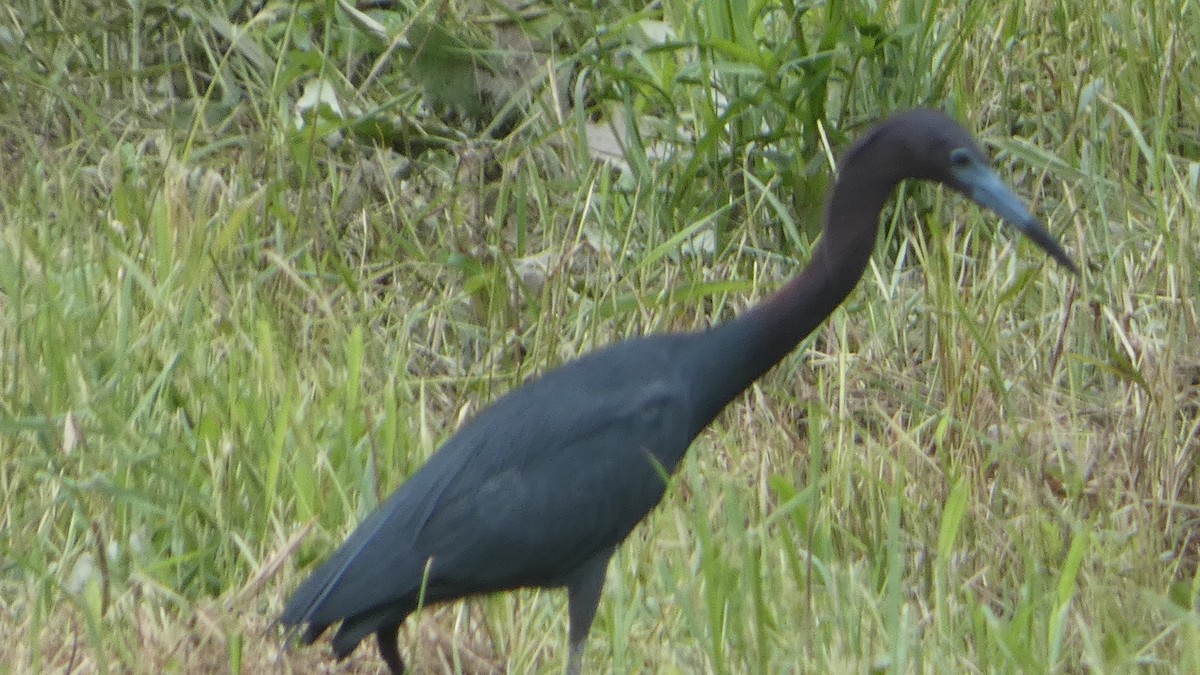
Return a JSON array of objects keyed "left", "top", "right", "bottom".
[
  {"left": 566, "top": 641, "right": 585, "bottom": 675},
  {"left": 376, "top": 623, "right": 406, "bottom": 674},
  {"left": 564, "top": 550, "right": 613, "bottom": 675}
]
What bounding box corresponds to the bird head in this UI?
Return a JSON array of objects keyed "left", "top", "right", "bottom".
[
  {"left": 902, "top": 110, "right": 1079, "bottom": 273},
  {"left": 843, "top": 110, "right": 1078, "bottom": 273}
]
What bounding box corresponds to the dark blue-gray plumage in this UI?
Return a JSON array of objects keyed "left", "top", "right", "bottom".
[{"left": 281, "top": 110, "right": 1077, "bottom": 674}]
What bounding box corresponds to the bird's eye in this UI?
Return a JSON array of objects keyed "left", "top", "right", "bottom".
[{"left": 949, "top": 148, "right": 972, "bottom": 168}]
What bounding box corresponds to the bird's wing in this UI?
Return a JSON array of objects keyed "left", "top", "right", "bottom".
[{"left": 415, "top": 376, "right": 694, "bottom": 590}]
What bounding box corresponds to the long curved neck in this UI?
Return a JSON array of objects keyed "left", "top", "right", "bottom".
[{"left": 689, "top": 154, "right": 903, "bottom": 431}]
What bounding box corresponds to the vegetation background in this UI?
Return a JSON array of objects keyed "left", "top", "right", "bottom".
[{"left": 1, "top": 0, "right": 1198, "bottom": 672}]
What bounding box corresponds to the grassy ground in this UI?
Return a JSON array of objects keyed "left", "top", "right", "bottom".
[{"left": 2, "top": 0, "right": 1198, "bottom": 673}]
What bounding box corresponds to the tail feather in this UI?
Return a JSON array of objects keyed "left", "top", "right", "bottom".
[
  {"left": 281, "top": 495, "right": 427, "bottom": 628},
  {"left": 331, "top": 604, "right": 411, "bottom": 659},
  {"left": 301, "top": 621, "right": 330, "bottom": 645}
]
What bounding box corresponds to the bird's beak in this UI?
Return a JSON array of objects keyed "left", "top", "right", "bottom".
[{"left": 957, "top": 163, "right": 1079, "bottom": 274}]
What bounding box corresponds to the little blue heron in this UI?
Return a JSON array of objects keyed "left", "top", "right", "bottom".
[{"left": 281, "top": 110, "right": 1077, "bottom": 674}]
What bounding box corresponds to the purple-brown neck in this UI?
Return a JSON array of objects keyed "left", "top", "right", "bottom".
[{"left": 688, "top": 131, "right": 907, "bottom": 431}]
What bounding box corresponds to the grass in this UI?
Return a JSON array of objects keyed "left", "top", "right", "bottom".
[{"left": 1, "top": 0, "right": 1198, "bottom": 672}]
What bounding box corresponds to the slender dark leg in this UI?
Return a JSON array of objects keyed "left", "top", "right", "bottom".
[
  {"left": 377, "top": 623, "right": 406, "bottom": 674},
  {"left": 564, "top": 550, "right": 613, "bottom": 675}
]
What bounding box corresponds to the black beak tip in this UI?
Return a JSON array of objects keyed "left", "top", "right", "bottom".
[
  {"left": 1059, "top": 252, "right": 1080, "bottom": 275},
  {"left": 1017, "top": 217, "right": 1078, "bottom": 275},
  {"left": 1047, "top": 243, "right": 1079, "bottom": 275}
]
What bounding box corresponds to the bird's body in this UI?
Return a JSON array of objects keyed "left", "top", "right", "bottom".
[
  {"left": 288, "top": 335, "right": 698, "bottom": 651},
  {"left": 282, "top": 110, "right": 1077, "bottom": 674}
]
